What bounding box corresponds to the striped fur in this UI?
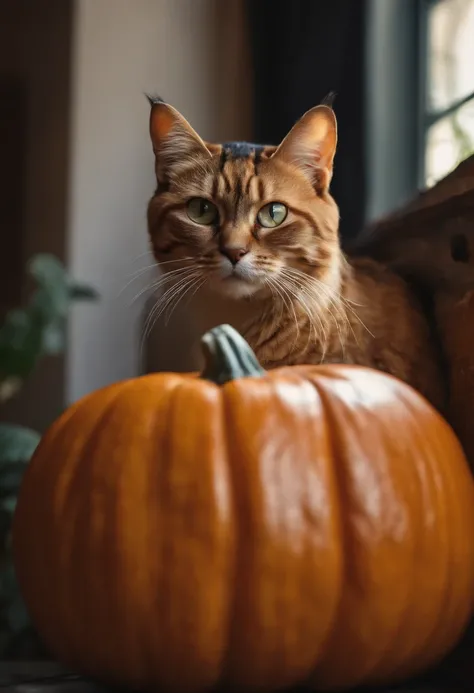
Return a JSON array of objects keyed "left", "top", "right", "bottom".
[{"left": 147, "top": 101, "right": 445, "bottom": 410}]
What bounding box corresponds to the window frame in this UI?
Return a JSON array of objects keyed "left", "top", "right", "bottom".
[
  {"left": 365, "top": 0, "right": 423, "bottom": 221},
  {"left": 418, "top": 0, "right": 474, "bottom": 185},
  {"left": 365, "top": 0, "right": 474, "bottom": 222}
]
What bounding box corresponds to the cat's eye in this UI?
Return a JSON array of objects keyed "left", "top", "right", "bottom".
[
  {"left": 187, "top": 197, "right": 218, "bottom": 225},
  {"left": 257, "top": 202, "right": 288, "bottom": 228}
]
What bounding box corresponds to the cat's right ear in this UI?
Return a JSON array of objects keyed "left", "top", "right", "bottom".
[{"left": 149, "top": 99, "right": 211, "bottom": 184}]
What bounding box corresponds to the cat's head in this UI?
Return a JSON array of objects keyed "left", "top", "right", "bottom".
[{"left": 147, "top": 98, "right": 340, "bottom": 299}]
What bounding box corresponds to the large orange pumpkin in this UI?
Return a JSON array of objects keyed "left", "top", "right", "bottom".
[{"left": 12, "top": 325, "right": 474, "bottom": 692}]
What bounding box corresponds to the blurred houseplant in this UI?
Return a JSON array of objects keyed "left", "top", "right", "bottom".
[{"left": 0, "top": 254, "right": 98, "bottom": 657}]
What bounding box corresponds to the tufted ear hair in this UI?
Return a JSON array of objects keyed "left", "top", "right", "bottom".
[
  {"left": 148, "top": 97, "right": 211, "bottom": 184},
  {"left": 272, "top": 105, "right": 337, "bottom": 194}
]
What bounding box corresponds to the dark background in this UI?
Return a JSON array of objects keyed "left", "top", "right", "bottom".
[{"left": 247, "top": 0, "right": 367, "bottom": 241}]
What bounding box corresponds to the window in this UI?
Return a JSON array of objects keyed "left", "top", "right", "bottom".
[
  {"left": 422, "top": 0, "right": 474, "bottom": 186},
  {"left": 365, "top": 0, "right": 474, "bottom": 219}
]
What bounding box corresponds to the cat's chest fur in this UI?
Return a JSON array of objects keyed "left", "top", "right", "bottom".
[{"left": 192, "top": 256, "right": 445, "bottom": 412}]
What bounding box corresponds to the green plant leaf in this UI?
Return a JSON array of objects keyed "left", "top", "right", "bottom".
[
  {"left": 30, "top": 280, "right": 69, "bottom": 322},
  {"left": 0, "top": 463, "right": 28, "bottom": 498},
  {"left": 0, "top": 497, "right": 17, "bottom": 515},
  {"left": 0, "top": 308, "right": 44, "bottom": 381},
  {"left": 40, "top": 320, "right": 66, "bottom": 355},
  {"left": 0, "top": 424, "right": 41, "bottom": 464},
  {"left": 69, "top": 283, "right": 100, "bottom": 301},
  {"left": 28, "top": 253, "right": 67, "bottom": 289},
  {"left": 0, "top": 254, "right": 98, "bottom": 383},
  {"left": 29, "top": 254, "right": 70, "bottom": 320},
  {"left": 0, "top": 252, "right": 100, "bottom": 659},
  {"left": 0, "top": 378, "right": 23, "bottom": 404},
  {"left": 0, "top": 310, "right": 30, "bottom": 347}
]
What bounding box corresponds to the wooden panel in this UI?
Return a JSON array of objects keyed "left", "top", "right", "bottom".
[{"left": 0, "top": 78, "right": 26, "bottom": 315}]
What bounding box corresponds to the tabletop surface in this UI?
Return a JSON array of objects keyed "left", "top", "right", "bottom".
[{"left": 0, "top": 663, "right": 465, "bottom": 693}]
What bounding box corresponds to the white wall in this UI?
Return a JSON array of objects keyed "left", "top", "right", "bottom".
[{"left": 66, "top": 0, "right": 251, "bottom": 402}]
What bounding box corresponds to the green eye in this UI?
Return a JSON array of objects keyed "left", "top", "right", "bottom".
[
  {"left": 257, "top": 202, "right": 288, "bottom": 228},
  {"left": 187, "top": 198, "right": 218, "bottom": 225}
]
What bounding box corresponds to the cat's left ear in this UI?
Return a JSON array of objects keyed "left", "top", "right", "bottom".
[
  {"left": 149, "top": 99, "right": 212, "bottom": 184},
  {"left": 273, "top": 105, "right": 337, "bottom": 194}
]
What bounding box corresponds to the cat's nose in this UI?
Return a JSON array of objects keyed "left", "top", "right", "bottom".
[{"left": 220, "top": 246, "right": 249, "bottom": 265}]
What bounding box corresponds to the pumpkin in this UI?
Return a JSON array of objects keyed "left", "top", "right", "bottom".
[{"left": 12, "top": 325, "right": 474, "bottom": 693}]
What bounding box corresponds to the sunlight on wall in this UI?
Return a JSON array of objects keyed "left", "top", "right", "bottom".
[
  {"left": 66, "top": 0, "right": 252, "bottom": 401},
  {"left": 66, "top": 1, "right": 223, "bottom": 402}
]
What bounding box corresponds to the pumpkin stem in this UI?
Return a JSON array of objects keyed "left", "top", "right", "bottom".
[{"left": 200, "top": 324, "right": 266, "bottom": 385}]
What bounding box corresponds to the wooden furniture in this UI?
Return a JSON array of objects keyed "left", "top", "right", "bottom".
[
  {"left": 0, "top": 662, "right": 465, "bottom": 692},
  {"left": 353, "top": 156, "right": 474, "bottom": 692}
]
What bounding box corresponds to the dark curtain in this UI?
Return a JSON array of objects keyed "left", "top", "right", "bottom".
[{"left": 246, "top": 0, "right": 367, "bottom": 242}]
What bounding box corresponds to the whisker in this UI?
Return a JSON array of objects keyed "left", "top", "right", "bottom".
[
  {"left": 156, "top": 257, "right": 195, "bottom": 267},
  {"left": 128, "top": 262, "right": 157, "bottom": 276},
  {"left": 161, "top": 274, "right": 200, "bottom": 321},
  {"left": 266, "top": 277, "right": 299, "bottom": 349},
  {"left": 153, "top": 275, "right": 197, "bottom": 329},
  {"left": 268, "top": 278, "right": 286, "bottom": 325},
  {"left": 263, "top": 278, "right": 287, "bottom": 343},
  {"left": 128, "top": 266, "right": 196, "bottom": 307},
  {"left": 277, "top": 275, "right": 323, "bottom": 356},
  {"left": 140, "top": 283, "right": 181, "bottom": 359},
  {"left": 117, "top": 264, "right": 159, "bottom": 299},
  {"left": 130, "top": 250, "right": 154, "bottom": 263},
  {"left": 139, "top": 270, "right": 199, "bottom": 356},
  {"left": 289, "top": 266, "right": 364, "bottom": 308},
  {"left": 152, "top": 272, "right": 200, "bottom": 326},
  {"left": 287, "top": 276, "right": 345, "bottom": 356},
  {"left": 284, "top": 266, "right": 367, "bottom": 318},
  {"left": 164, "top": 274, "right": 205, "bottom": 325},
  {"left": 119, "top": 258, "right": 195, "bottom": 301},
  {"left": 280, "top": 268, "right": 353, "bottom": 358},
  {"left": 281, "top": 267, "right": 372, "bottom": 348},
  {"left": 189, "top": 276, "right": 207, "bottom": 300},
  {"left": 308, "top": 275, "right": 374, "bottom": 340},
  {"left": 269, "top": 277, "right": 300, "bottom": 347}
]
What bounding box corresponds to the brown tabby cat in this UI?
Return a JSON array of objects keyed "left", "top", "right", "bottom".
[{"left": 147, "top": 97, "right": 444, "bottom": 409}]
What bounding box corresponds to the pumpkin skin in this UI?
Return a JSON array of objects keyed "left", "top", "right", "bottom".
[{"left": 12, "top": 325, "right": 474, "bottom": 693}]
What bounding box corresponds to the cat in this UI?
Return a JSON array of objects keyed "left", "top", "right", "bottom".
[{"left": 146, "top": 96, "right": 445, "bottom": 410}]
